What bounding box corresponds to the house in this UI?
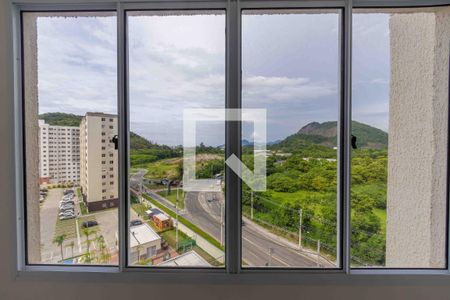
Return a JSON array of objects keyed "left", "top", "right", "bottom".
[
  {"left": 129, "top": 223, "right": 161, "bottom": 264},
  {"left": 152, "top": 213, "right": 172, "bottom": 231}
]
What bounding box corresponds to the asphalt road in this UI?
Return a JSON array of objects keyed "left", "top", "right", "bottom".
[
  {"left": 130, "top": 171, "right": 323, "bottom": 267},
  {"left": 184, "top": 192, "right": 320, "bottom": 267}
]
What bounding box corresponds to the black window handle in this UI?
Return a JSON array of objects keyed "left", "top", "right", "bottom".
[
  {"left": 111, "top": 135, "right": 118, "bottom": 150},
  {"left": 351, "top": 135, "right": 357, "bottom": 149}
]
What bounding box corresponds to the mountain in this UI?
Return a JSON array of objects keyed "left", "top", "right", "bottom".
[
  {"left": 272, "top": 121, "right": 388, "bottom": 151},
  {"left": 39, "top": 112, "right": 82, "bottom": 127}
]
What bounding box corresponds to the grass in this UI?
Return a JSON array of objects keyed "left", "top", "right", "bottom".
[
  {"left": 53, "top": 215, "right": 98, "bottom": 240},
  {"left": 143, "top": 158, "right": 181, "bottom": 180},
  {"left": 160, "top": 229, "right": 194, "bottom": 250},
  {"left": 142, "top": 194, "right": 224, "bottom": 251},
  {"left": 76, "top": 188, "right": 88, "bottom": 215},
  {"left": 160, "top": 229, "right": 222, "bottom": 267},
  {"left": 157, "top": 189, "right": 185, "bottom": 209}
]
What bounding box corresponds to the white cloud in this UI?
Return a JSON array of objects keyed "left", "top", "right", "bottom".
[{"left": 242, "top": 75, "right": 337, "bottom": 103}]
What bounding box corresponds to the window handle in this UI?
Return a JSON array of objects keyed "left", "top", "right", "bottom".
[
  {"left": 111, "top": 135, "right": 118, "bottom": 150},
  {"left": 351, "top": 135, "right": 357, "bottom": 149}
]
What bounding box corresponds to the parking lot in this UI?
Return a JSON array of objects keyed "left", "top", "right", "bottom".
[{"left": 39, "top": 188, "right": 118, "bottom": 264}]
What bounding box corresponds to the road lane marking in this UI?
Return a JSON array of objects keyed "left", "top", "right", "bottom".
[{"left": 242, "top": 236, "right": 290, "bottom": 266}]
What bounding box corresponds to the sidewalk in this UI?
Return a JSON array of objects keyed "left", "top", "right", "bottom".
[{"left": 142, "top": 198, "right": 225, "bottom": 264}]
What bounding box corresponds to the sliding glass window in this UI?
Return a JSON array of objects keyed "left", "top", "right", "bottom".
[
  {"left": 127, "top": 10, "right": 226, "bottom": 268},
  {"left": 351, "top": 6, "right": 450, "bottom": 269},
  {"left": 19, "top": 3, "right": 450, "bottom": 273},
  {"left": 241, "top": 9, "right": 341, "bottom": 268},
  {"left": 22, "top": 11, "right": 119, "bottom": 265}
]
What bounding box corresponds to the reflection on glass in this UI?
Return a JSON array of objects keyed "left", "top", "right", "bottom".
[
  {"left": 23, "top": 12, "right": 118, "bottom": 265},
  {"left": 241, "top": 10, "right": 341, "bottom": 268},
  {"left": 351, "top": 7, "right": 449, "bottom": 268},
  {"left": 127, "top": 11, "right": 225, "bottom": 268}
]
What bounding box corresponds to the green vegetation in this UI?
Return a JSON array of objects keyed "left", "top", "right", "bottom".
[
  {"left": 128, "top": 120, "right": 388, "bottom": 266},
  {"left": 55, "top": 215, "right": 98, "bottom": 241},
  {"left": 157, "top": 189, "right": 185, "bottom": 209},
  {"left": 39, "top": 112, "right": 82, "bottom": 126}
]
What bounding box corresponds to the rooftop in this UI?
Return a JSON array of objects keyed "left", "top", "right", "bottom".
[
  {"left": 129, "top": 223, "right": 161, "bottom": 248},
  {"left": 154, "top": 213, "right": 169, "bottom": 221},
  {"left": 158, "top": 251, "right": 210, "bottom": 267}
]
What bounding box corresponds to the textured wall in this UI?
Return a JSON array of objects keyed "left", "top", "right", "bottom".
[
  {"left": 386, "top": 9, "right": 450, "bottom": 268},
  {"left": 22, "top": 12, "right": 41, "bottom": 264}
]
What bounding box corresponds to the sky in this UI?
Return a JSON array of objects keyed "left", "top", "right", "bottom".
[{"left": 36, "top": 11, "right": 390, "bottom": 147}]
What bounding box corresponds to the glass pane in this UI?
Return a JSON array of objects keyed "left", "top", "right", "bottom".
[
  {"left": 241, "top": 10, "right": 341, "bottom": 268},
  {"left": 23, "top": 12, "right": 118, "bottom": 265},
  {"left": 351, "top": 7, "right": 449, "bottom": 268},
  {"left": 127, "top": 11, "right": 225, "bottom": 267}
]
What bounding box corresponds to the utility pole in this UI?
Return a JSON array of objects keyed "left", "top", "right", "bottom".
[
  {"left": 298, "top": 208, "right": 302, "bottom": 249},
  {"left": 250, "top": 191, "right": 254, "bottom": 220},
  {"left": 316, "top": 240, "right": 321, "bottom": 267},
  {"left": 139, "top": 176, "right": 143, "bottom": 204},
  {"left": 175, "top": 184, "right": 179, "bottom": 251},
  {"left": 220, "top": 201, "right": 224, "bottom": 247}
]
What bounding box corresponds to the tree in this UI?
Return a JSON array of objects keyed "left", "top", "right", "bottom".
[
  {"left": 96, "top": 235, "right": 111, "bottom": 264},
  {"left": 82, "top": 227, "right": 97, "bottom": 263},
  {"left": 53, "top": 234, "right": 67, "bottom": 261}
]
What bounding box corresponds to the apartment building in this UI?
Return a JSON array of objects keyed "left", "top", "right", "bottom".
[
  {"left": 38, "top": 120, "right": 80, "bottom": 185},
  {"left": 80, "top": 113, "right": 118, "bottom": 211}
]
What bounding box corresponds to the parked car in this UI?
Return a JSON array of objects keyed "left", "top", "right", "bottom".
[
  {"left": 60, "top": 214, "right": 75, "bottom": 220},
  {"left": 63, "top": 189, "right": 74, "bottom": 195},
  {"left": 59, "top": 206, "right": 74, "bottom": 211},
  {"left": 63, "top": 194, "right": 74, "bottom": 200},
  {"left": 59, "top": 205, "right": 74, "bottom": 212},
  {"left": 60, "top": 200, "right": 74, "bottom": 206},
  {"left": 59, "top": 208, "right": 74, "bottom": 214},
  {"left": 59, "top": 202, "right": 74, "bottom": 208},
  {"left": 130, "top": 219, "right": 143, "bottom": 227},
  {"left": 82, "top": 221, "right": 98, "bottom": 228}
]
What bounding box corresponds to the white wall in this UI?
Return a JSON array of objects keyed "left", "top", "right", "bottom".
[{"left": 2, "top": 1, "right": 450, "bottom": 299}]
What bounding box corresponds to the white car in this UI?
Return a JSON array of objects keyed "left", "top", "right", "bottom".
[
  {"left": 59, "top": 214, "right": 75, "bottom": 220},
  {"left": 59, "top": 209, "right": 74, "bottom": 215}
]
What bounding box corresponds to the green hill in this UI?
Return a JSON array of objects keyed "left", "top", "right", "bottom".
[
  {"left": 271, "top": 121, "right": 387, "bottom": 152},
  {"left": 39, "top": 112, "right": 82, "bottom": 127}
]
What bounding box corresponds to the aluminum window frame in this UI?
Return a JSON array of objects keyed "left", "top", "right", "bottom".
[{"left": 10, "top": 0, "right": 450, "bottom": 281}]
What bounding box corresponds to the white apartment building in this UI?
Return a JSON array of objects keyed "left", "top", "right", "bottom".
[
  {"left": 38, "top": 119, "right": 80, "bottom": 185},
  {"left": 80, "top": 113, "right": 118, "bottom": 211}
]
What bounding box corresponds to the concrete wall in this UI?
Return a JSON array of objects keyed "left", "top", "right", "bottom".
[
  {"left": 22, "top": 11, "right": 41, "bottom": 264},
  {"left": 386, "top": 8, "right": 450, "bottom": 268},
  {"left": 2, "top": 1, "right": 450, "bottom": 300}
]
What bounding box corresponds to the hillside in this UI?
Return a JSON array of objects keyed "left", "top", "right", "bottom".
[
  {"left": 39, "top": 112, "right": 82, "bottom": 127},
  {"left": 271, "top": 121, "right": 388, "bottom": 152}
]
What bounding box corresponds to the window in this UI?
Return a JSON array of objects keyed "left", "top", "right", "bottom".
[
  {"left": 351, "top": 7, "right": 449, "bottom": 269},
  {"left": 241, "top": 9, "right": 340, "bottom": 268},
  {"left": 127, "top": 10, "right": 225, "bottom": 268},
  {"left": 17, "top": 3, "right": 450, "bottom": 275},
  {"left": 22, "top": 11, "right": 118, "bottom": 265}
]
